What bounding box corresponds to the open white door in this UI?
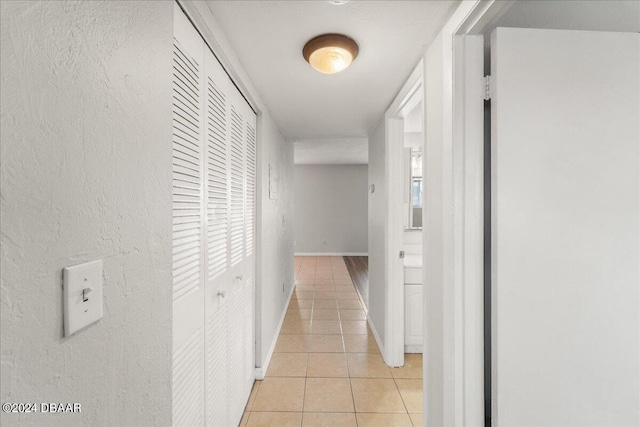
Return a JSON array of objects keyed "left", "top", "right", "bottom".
[{"left": 491, "top": 28, "right": 639, "bottom": 426}]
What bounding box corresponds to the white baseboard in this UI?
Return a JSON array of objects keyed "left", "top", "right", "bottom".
[
  {"left": 255, "top": 283, "right": 296, "bottom": 380},
  {"left": 404, "top": 344, "right": 423, "bottom": 354},
  {"left": 294, "top": 252, "right": 368, "bottom": 256},
  {"left": 352, "top": 278, "right": 368, "bottom": 315},
  {"left": 366, "top": 313, "right": 385, "bottom": 357}
]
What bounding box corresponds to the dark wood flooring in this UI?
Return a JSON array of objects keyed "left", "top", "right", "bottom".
[{"left": 343, "top": 256, "right": 368, "bottom": 310}]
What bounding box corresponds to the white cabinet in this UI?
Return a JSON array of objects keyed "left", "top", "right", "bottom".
[
  {"left": 404, "top": 284, "right": 423, "bottom": 352},
  {"left": 172, "top": 4, "right": 256, "bottom": 426}
]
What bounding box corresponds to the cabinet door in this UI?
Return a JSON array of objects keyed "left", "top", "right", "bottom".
[{"left": 404, "top": 284, "right": 423, "bottom": 349}]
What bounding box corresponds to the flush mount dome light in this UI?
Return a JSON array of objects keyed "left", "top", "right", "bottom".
[{"left": 303, "top": 33, "right": 359, "bottom": 74}]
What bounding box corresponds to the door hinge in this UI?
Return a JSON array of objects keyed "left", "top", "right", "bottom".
[
  {"left": 399, "top": 251, "right": 405, "bottom": 259},
  {"left": 484, "top": 75, "right": 492, "bottom": 101}
]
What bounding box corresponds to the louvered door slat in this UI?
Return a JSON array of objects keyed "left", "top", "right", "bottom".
[
  {"left": 229, "top": 107, "right": 245, "bottom": 267},
  {"left": 245, "top": 123, "right": 256, "bottom": 256},
  {"left": 206, "top": 75, "right": 229, "bottom": 280},
  {"left": 172, "top": 3, "right": 205, "bottom": 426}
]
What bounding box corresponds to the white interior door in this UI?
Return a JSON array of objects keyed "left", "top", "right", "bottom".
[{"left": 491, "top": 27, "right": 639, "bottom": 426}]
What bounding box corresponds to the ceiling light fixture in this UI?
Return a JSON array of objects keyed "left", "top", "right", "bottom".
[
  {"left": 327, "top": 0, "right": 351, "bottom": 5},
  {"left": 303, "top": 33, "right": 359, "bottom": 74}
]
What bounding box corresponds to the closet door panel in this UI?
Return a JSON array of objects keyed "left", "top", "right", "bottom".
[
  {"left": 172, "top": 3, "right": 205, "bottom": 426},
  {"left": 229, "top": 104, "right": 246, "bottom": 269},
  {"left": 203, "top": 50, "right": 232, "bottom": 427}
]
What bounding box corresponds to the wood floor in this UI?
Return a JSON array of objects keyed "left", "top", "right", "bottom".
[{"left": 343, "top": 256, "right": 368, "bottom": 310}]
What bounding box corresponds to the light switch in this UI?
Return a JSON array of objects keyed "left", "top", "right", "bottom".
[{"left": 63, "top": 259, "right": 103, "bottom": 336}]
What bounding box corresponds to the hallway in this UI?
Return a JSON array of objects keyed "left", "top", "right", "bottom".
[{"left": 241, "top": 256, "right": 423, "bottom": 427}]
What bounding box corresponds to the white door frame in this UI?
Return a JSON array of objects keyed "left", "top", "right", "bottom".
[
  {"left": 420, "top": 0, "right": 514, "bottom": 426},
  {"left": 384, "top": 64, "right": 424, "bottom": 368}
]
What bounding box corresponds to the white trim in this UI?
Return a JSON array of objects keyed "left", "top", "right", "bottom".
[
  {"left": 294, "top": 252, "right": 368, "bottom": 256},
  {"left": 366, "top": 313, "right": 385, "bottom": 357},
  {"left": 455, "top": 34, "right": 485, "bottom": 427},
  {"left": 351, "top": 275, "right": 369, "bottom": 315},
  {"left": 254, "top": 282, "right": 295, "bottom": 380},
  {"left": 383, "top": 60, "right": 424, "bottom": 369},
  {"left": 404, "top": 344, "right": 423, "bottom": 354},
  {"left": 420, "top": 1, "right": 515, "bottom": 426}
]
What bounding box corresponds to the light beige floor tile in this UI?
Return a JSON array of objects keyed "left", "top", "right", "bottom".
[
  {"left": 333, "top": 275, "right": 353, "bottom": 285},
  {"left": 310, "top": 320, "right": 341, "bottom": 335},
  {"left": 312, "top": 309, "right": 339, "bottom": 321},
  {"left": 286, "top": 308, "right": 313, "bottom": 321},
  {"left": 350, "top": 378, "right": 406, "bottom": 413},
  {"left": 346, "top": 353, "right": 392, "bottom": 378},
  {"left": 409, "top": 413, "right": 423, "bottom": 427},
  {"left": 295, "top": 285, "right": 316, "bottom": 292},
  {"left": 391, "top": 354, "right": 423, "bottom": 379},
  {"left": 307, "top": 353, "right": 348, "bottom": 377},
  {"left": 336, "top": 291, "right": 359, "bottom": 300},
  {"left": 302, "top": 412, "right": 357, "bottom": 427},
  {"left": 314, "top": 278, "right": 335, "bottom": 285},
  {"left": 298, "top": 271, "right": 316, "bottom": 277},
  {"left": 303, "top": 378, "right": 354, "bottom": 412},
  {"left": 240, "top": 411, "right": 250, "bottom": 427},
  {"left": 294, "top": 291, "right": 314, "bottom": 300},
  {"left": 289, "top": 299, "right": 314, "bottom": 309},
  {"left": 275, "top": 334, "right": 310, "bottom": 353},
  {"left": 247, "top": 412, "right": 303, "bottom": 427},
  {"left": 313, "top": 299, "right": 338, "bottom": 309},
  {"left": 395, "top": 379, "right": 423, "bottom": 413},
  {"left": 341, "top": 320, "right": 368, "bottom": 335},
  {"left": 312, "top": 285, "right": 336, "bottom": 291},
  {"left": 252, "top": 377, "right": 305, "bottom": 412},
  {"left": 356, "top": 413, "right": 413, "bottom": 427},
  {"left": 246, "top": 380, "right": 260, "bottom": 411},
  {"left": 338, "top": 300, "right": 362, "bottom": 310},
  {"left": 267, "top": 353, "right": 308, "bottom": 377},
  {"left": 343, "top": 335, "right": 380, "bottom": 354},
  {"left": 314, "top": 291, "right": 337, "bottom": 300},
  {"left": 339, "top": 310, "right": 366, "bottom": 321},
  {"left": 309, "top": 334, "right": 345, "bottom": 353},
  {"left": 281, "top": 320, "right": 312, "bottom": 335}
]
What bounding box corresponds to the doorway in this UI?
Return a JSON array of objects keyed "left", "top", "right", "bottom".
[
  {"left": 446, "top": 1, "right": 640, "bottom": 425},
  {"left": 385, "top": 62, "right": 424, "bottom": 367}
]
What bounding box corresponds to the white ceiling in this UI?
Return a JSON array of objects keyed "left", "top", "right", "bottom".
[
  {"left": 207, "top": 0, "right": 460, "bottom": 139},
  {"left": 294, "top": 138, "right": 368, "bottom": 165}
]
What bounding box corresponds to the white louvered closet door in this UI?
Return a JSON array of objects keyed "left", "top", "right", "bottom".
[
  {"left": 172, "top": 4, "right": 205, "bottom": 427},
  {"left": 203, "top": 47, "right": 231, "bottom": 427},
  {"left": 173, "top": 3, "right": 257, "bottom": 427}
]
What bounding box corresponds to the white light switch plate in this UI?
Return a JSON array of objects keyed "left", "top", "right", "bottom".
[{"left": 63, "top": 260, "right": 103, "bottom": 336}]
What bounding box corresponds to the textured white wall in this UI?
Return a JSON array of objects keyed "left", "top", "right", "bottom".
[
  {"left": 294, "top": 165, "right": 368, "bottom": 254},
  {"left": 367, "top": 121, "right": 386, "bottom": 343},
  {"left": 255, "top": 113, "right": 295, "bottom": 369},
  {"left": 0, "top": 1, "right": 173, "bottom": 426}
]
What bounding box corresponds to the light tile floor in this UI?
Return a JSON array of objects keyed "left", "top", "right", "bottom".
[{"left": 240, "top": 256, "right": 424, "bottom": 427}]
